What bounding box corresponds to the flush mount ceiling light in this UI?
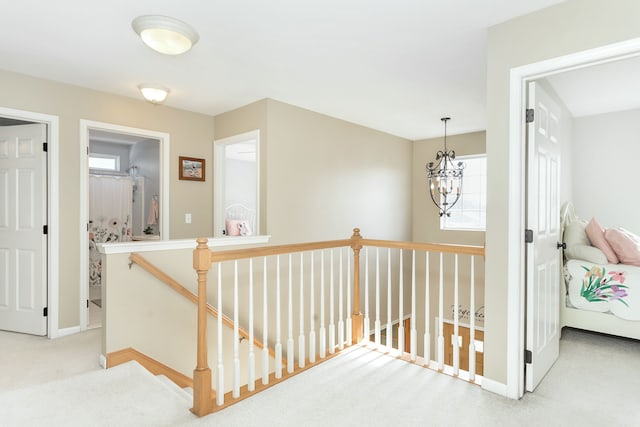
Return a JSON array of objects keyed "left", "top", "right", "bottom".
[
  {"left": 138, "top": 83, "right": 170, "bottom": 104},
  {"left": 132, "top": 15, "right": 199, "bottom": 55}
]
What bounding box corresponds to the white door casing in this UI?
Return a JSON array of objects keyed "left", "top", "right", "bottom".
[
  {"left": 525, "top": 81, "right": 561, "bottom": 391},
  {"left": 213, "top": 130, "right": 260, "bottom": 237},
  {"left": 0, "top": 124, "right": 47, "bottom": 335},
  {"left": 79, "top": 120, "right": 170, "bottom": 331}
]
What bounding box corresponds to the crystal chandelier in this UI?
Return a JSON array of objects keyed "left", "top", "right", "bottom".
[{"left": 426, "top": 117, "right": 465, "bottom": 217}]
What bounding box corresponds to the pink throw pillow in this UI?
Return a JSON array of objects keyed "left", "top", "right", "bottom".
[
  {"left": 604, "top": 228, "right": 640, "bottom": 267},
  {"left": 225, "top": 219, "right": 241, "bottom": 236},
  {"left": 585, "top": 218, "right": 619, "bottom": 264}
]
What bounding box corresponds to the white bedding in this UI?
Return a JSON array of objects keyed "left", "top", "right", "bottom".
[{"left": 565, "top": 259, "right": 640, "bottom": 321}]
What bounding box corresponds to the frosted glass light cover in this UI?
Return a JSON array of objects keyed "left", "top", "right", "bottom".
[
  {"left": 138, "top": 84, "right": 170, "bottom": 104},
  {"left": 132, "top": 15, "right": 199, "bottom": 55}
]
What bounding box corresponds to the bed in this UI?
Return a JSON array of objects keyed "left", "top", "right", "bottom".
[{"left": 560, "top": 202, "right": 640, "bottom": 340}]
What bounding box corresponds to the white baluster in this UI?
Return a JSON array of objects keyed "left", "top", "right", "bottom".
[
  {"left": 364, "top": 247, "right": 370, "bottom": 344},
  {"left": 453, "top": 254, "right": 460, "bottom": 376},
  {"left": 437, "top": 252, "right": 444, "bottom": 371},
  {"left": 329, "top": 249, "right": 335, "bottom": 354},
  {"left": 398, "top": 250, "right": 404, "bottom": 355},
  {"left": 216, "top": 264, "right": 224, "bottom": 406},
  {"left": 299, "top": 252, "right": 305, "bottom": 368},
  {"left": 248, "top": 259, "right": 255, "bottom": 391},
  {"left": 374, "top": 247, "right": 381, "bottom": 348},
  {"left": 233, "top": 261, "right": 240, "bottom": 398},
  {"left": 424, "top": 252, "right": 430, "bottom": 368},
  {"left": 410, "top": 250, "right": 417, "bottom": 361},
  {"left": 262, "top": 257, "right": 269, "bottom": 385},
  {"left": 386, "top": 248, "right": 392, "bottom": 351},
  {"left": 287, "top": 254, "right": 294, "bottom": 373},
  {"left": 319, "top": 250, "right": 326, "bottom": 358},
  {"left": 275, "top": 256, "right": 282, "bottom": 379},
  {"left": 346, "top": 248, "right": 352, "bottom": 346},
  {"left": 309, "top": 252, "right": 316, "bottom": 363},
  {"left": 338, "top": 248, "right": 344, "bottom": 350},
  {"left": 469, "top": 256, "right": 476, "bottom": 382}
]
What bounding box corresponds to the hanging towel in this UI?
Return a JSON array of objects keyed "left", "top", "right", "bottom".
[{"left": 147, "top": 197, "right": 159, "bottom": 225}]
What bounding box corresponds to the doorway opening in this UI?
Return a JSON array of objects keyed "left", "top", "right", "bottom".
[
  {"left": 0, "top": 107, "right": 59, "bottom": 338},
  {"left": 213, "top": 130, "right": 260, "bottom": 237},
  {"left": 79, "top": 120, "right": 170, "bottom": 331},
  {"left": 507, "top": 38, "right": 640, "bottom": 399}
]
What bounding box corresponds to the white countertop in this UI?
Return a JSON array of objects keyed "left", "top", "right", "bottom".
[{"left": 97, "top": 235, "right": 271, "bottom": 254}]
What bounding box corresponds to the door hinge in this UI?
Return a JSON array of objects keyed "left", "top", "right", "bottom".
[
  {"left": 526, "top": 108, "right": 535, "bottom": 123},
  {"left": 87, "top": 300, "right": 89, "bottom": 308},
  {"left": 43, "top": 225, "right": 48, "bottom": 235},
  {"left": 43, "top": 307, "right": 48, "bottom": 317},
  {"left": 43, "top": 142, "right": 48, "bottom": 152},
  {"left": 525, "top": 349, "right": 532, "bottom": 364},
  {"left": 525, "top": 229, "right": 533, "bottom": 243}
]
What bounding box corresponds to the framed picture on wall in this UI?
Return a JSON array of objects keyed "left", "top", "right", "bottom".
[{"left": 179, "top": 156, "right": 206, "bottom": 181}]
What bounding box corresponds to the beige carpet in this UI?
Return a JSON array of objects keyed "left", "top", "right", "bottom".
[
  {"left": 0, "top": 328, "right": 102, "bottom": 392},
  {"left": 0, "top": 360, "right": 195, "bottom": 427},
  {"left": 0, "top": 328, "right": 638, "bottom": 426}
]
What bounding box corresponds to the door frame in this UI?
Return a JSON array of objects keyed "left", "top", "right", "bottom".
[
  {"left": 213, "top": 129, "right": 261, "bottom": 237},
  {"left": 79, "top": 120, "right": 170, "bottom": 331},
  {"left": 506, "top": 37, "right": 640, "bottom": 399},
  {"left": 0, "top": 107, "right": 60, "bottom": 338}
]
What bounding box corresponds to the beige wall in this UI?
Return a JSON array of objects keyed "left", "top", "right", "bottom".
[
  {"left": 214, "top": 100, "right": 269, "bottom": 234},
  {"left": 0, "top": 69, "right": 215, "bottom": 329},
  {"left": 216, "top": 99, "right": 414, "bottom": 244},
  {"left": 485, "top": 0, "right": 640, "bottom": 384}
]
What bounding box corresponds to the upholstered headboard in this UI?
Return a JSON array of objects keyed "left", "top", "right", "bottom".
[{"left": 560, "top": 201, "right": 577, "bottom": 235}]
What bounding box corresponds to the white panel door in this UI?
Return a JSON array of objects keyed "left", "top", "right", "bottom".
[
  {"left": 525, "top": 82, "right": 561, "bottom": 391},
  {"left": 0, "top": 123, "right": 47, "bottom": 335}
]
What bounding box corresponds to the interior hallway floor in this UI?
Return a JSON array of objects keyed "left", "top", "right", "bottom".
[{"left": 0, "top": 327, "right": 638, "bottom": 426}]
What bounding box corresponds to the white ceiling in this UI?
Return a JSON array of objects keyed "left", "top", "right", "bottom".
[
  {"left": 0, "top": 0, "right": 566, "bottom": 140},
  {"left": 545, "top": 55, "right": 640, "bottom": 117}
]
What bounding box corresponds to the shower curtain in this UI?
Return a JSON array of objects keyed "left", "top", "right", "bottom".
[{"left": 89, "top": 175, "right": 133, "bottom": 287}]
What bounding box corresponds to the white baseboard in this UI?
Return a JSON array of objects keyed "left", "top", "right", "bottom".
[
  {"left": 481, "top": 378, "right": 508, "bottom": 397},
  {"left": 99, "top": 354, "right": 107, "bottom": 369},
  {"left": 56, "top": 326, "right": 81, "bottom": 338}
]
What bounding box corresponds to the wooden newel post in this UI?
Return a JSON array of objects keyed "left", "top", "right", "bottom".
[
  {"left": 350, "top": 228, "right": 364, "bottom": 344},
  {"left": 192, "top": 238, "right": 213, "bottom": 416}
]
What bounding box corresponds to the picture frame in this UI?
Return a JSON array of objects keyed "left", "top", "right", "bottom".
[{"left": 179, "top": 156, "right": 206, "bottom": 181}]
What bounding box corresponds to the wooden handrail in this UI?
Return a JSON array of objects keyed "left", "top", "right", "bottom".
[
  {"left": 205, "top": 236, "right": 483, "bottom": 267},
  {"left": 128, "top": 252, "right": 275, "bottom": 358},
  {"left": 209, "top": 239, "right": 353, "bottom": 263},
  {"left": 360, "top": 239, "right": 485, "bottom": 257}
]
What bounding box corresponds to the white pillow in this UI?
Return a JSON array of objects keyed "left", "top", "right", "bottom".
[
  {"left": 564, "top": 244, "right": 607, "bottom": 264},
  {"left": 563, "top": 220, "right": 591, "bottom": 247},
  {"left": 563, "top": 220, "right": 607, "bottom": 264}
]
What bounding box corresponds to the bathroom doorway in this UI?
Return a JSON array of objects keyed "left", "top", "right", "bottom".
[{"left": 79, "top": 120, "right": 170, "bottom": 330}]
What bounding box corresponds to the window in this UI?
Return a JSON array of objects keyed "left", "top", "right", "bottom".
[
  {"left": 441, "top": 154, "right": 486, "bottom": 231},
  {"left": 89, "top": 153, "right": 120, "bottom": 171}
]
